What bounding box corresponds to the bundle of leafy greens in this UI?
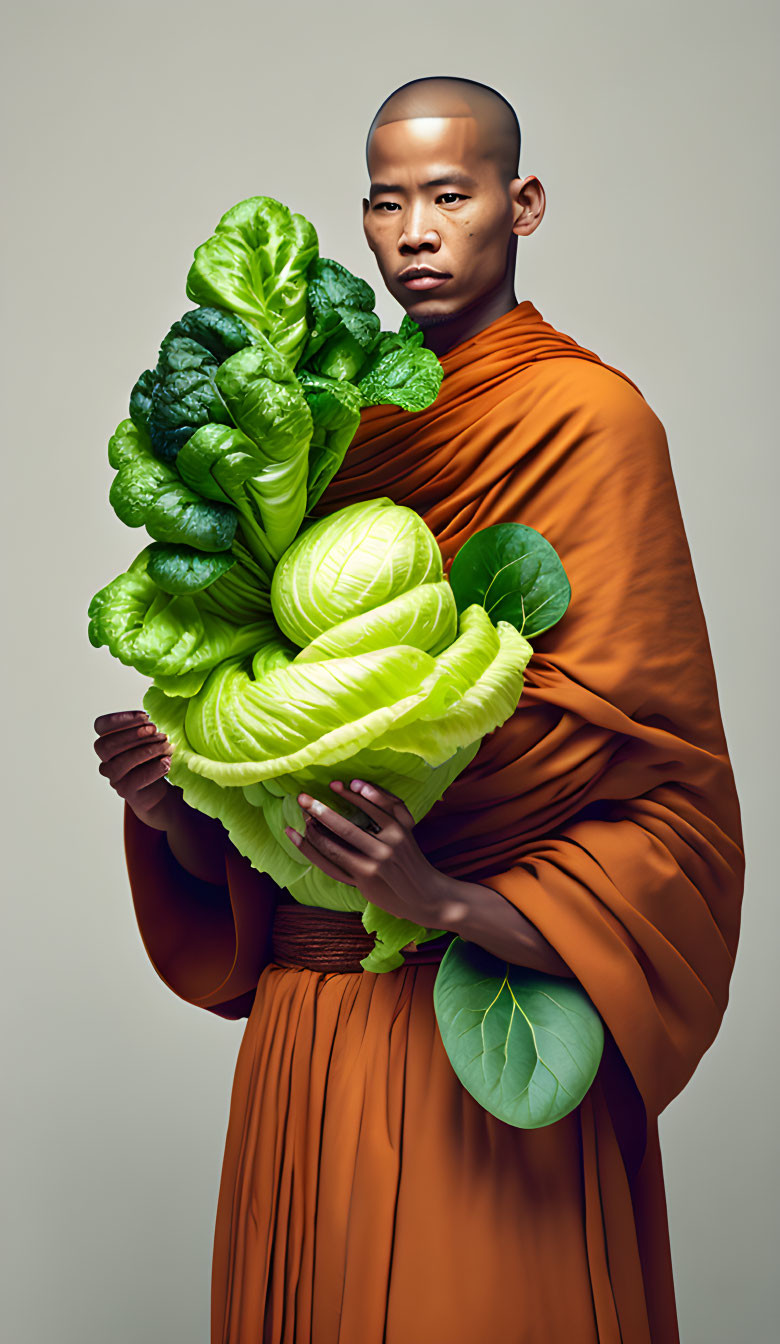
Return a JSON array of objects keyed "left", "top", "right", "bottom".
[{"left": 89, "top": 195, "right": 604, "bottom": 1128}]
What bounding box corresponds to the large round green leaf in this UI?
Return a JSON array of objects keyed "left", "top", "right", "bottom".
[
  {"left": 448, "top": 522, "right": 570, "bottom": 638},
  {"left": 433, "top": 937, "right": 604, "bottom": 1128}
]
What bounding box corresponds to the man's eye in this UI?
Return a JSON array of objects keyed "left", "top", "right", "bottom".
[{"left": 374, "top": 193, "right": 468, "bottom": 212}]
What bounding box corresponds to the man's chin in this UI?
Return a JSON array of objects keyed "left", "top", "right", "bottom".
[
  {"left": 402, "top": 303, "right": 461, "bottom": 330},
  {"left": 402, "top": 290, "right": 484, "bottom": 328}
]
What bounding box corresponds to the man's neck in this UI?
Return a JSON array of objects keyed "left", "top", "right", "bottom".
[{"left": 414, "top": 282, "right": 520, "bottom": 358}]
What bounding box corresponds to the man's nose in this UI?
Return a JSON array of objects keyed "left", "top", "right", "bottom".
[{"left": 399, "top": 201, "right": 440, "bottom": 251}]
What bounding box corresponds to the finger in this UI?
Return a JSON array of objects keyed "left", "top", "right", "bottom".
[
  {"left": 286, "top": 821, "right": 360, "bottom": 887},
  {"left": 94, "top": 723, "right": 167, "bottom": 761},
  {"left": 298, "top": 795, "right": 386, "bottom": 857},
  {"left": 94, "top": 709, "right": 149, "bottom": 735},
  {"left": 111, "top": 755, "right": 172, "bottom": 800},
  {"left": 330, "top": 778, "right": 413, "bottom": 829},
  {"left": 101, "top": 740, "right": 171, "bottom": 786}
]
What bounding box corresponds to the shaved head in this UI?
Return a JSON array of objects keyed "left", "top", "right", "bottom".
[{"left": 366, "top": 76, "right": 521, "bottom": 185}]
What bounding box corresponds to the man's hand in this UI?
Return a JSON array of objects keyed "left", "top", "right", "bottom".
[
  {"left": 286, "top": 776, "right": 575, "bottom": 975},
  {"left": 284, "top": 778, "right": 457, "bottom": 934},
  {"left": 93, "top": 708, "right": 230, "bottom": 882},
  {"left": 93, "top": 709, "right": 173, "bottom": 826}
]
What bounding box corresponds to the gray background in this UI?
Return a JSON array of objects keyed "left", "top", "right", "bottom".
[{"left": 3, "top": 1, "right": 777, "bottom": 1339}]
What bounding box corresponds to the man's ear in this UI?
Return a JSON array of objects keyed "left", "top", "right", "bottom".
[
  {"left": 361, "top": 197, "right": 375, "bottom": 252},
  {"left": 510, "top": 176, "right": 546, "bottom": 237}
]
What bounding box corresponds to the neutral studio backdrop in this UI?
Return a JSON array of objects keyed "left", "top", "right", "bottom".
[{"left": 3, "top": 1, "right": 777, "bottom": 1339}]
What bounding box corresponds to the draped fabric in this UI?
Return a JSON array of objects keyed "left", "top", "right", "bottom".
[{"left": 122, "top": 300, "right": 745, "bottom": 1342}]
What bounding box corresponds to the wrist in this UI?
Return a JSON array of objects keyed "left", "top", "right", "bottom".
[
  {"left": 136, "top": 781, "right": 182, "bottom": 832},
  {"left": 430, "top": 870, "right": 574, "bottom": 978}
]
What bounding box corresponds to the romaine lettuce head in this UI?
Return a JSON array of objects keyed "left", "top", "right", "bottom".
[{"left": 270, "top": 499, "right": 443, "bottom": 646}]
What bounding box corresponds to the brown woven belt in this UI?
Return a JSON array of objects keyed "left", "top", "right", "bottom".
[{"left": 271, "top": 899, "right": 456, "bottom": 973}]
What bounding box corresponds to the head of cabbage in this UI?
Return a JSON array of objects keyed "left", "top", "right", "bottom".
[{"left": 144, "top": 497, "right": 538, "bottom": 971}]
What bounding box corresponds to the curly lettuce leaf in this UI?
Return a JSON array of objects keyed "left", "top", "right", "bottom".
[
  {"left": 371, "top": 607, "right": 533, "bottom": 765},
  {"left": 145, "top": 599, "right": 528, "bottom": 787},
  {"left": 174, "top": 644, "right": 457, "bottom": 783},
  {"left": 87, "top": 547, "right": 274, "bottom": 697},
  {"left": 107, "top": 417, "right": 237, "bottom": 552},
  {"left": 356, "top": 327, "right": 444, "bottom": 411},
  {"left": 185, "top": 196, "right": 318, "bottom": 366},
  {"left": 214, "top": 338, "right": 313, "bottom": 554}
]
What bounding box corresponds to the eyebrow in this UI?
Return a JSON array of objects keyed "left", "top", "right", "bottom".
[{"left": 368, "top": 171, "right": 477, "bottom": 201}]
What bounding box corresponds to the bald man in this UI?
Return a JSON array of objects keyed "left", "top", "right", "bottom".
[{"left": 94, "top": 75, "right": 744, "bottom": 1344}]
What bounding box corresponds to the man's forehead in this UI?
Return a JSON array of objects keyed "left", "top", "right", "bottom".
[
  {"left": 369, "top": 114, "right": 479, "bottom": 147},
  {"left": 367, "top": 115, "right": 486, "bottom": 180}
]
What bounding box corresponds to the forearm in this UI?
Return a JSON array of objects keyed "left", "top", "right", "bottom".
[
  {"left": 140, "top": 784, "right": 229, "bottom": 886},
  {"left": 437, "top": 875, "right": 574, "bottom": 978}
]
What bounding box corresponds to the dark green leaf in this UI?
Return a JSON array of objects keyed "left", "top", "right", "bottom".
[
  {"left": 131, "top": 308, "right": 252, "bottom": 463},
  {"left": 146, "top": 543, "right": 236, "bottom": 594},
  {"left": 306, "top": 258, "right": 376, "bottom": 324},
  {"left": 433, "top": 938, "right": 604, "bottom": 1128},
  {"left": 148, "top": 335, "right": 232, "bottom": 463},
  {"left": 161, "top": 306, "right": 253, "bottom": 363},
  {"left": 300, "top": 326, "right": 368, "bottom": 382},
  {"left": 356, "top": 340, "right": 443, "bottom": 411},
  {"left": 448, "top": 522, "right": 571, "bottom": 638},
  {"left": 297, "top": 258, "right": 381, "bottom": 381},
  {"left": 129, "top": 367, "right": 157, "bottom": 432}
]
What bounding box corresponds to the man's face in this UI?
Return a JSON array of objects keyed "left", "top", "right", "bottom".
[{"left": 362, "top": 116, "right": 519, "bottom": 324}]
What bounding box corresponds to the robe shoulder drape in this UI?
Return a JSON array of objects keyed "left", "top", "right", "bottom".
[{"left": 121, "top": 301, "right": 745, "bottom": 1343}]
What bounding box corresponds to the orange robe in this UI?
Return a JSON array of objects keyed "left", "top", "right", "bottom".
[{"left": 123, "top": 300, "right": 745, "bottom": 1342}]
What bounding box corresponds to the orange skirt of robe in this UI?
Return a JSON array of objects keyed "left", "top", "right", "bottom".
[
  {"left": 210, "top": 956, "right": 670, "bottom": 1344},
  {"left": 123, "top": 299, "right": 744, "bottom": 1343}
]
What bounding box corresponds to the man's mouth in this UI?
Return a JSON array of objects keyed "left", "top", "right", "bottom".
[{"left": 397, "top": 265, "right": 451, "bottom": 291}]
